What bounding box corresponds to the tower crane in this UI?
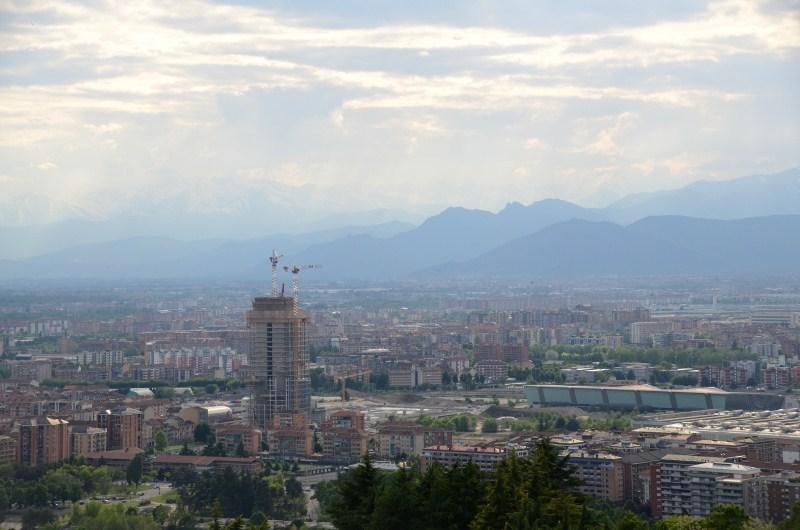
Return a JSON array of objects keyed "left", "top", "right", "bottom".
[
  {"left": 281, "top": 263, "right": 322, "bottom": 413},
  {"left": 334, "top": 369, "right": 371, "bottom": 401},
  {"left": 268, "top": 249, "right": 283, "bottom": 297},
  {"left": 283, "top": 264, "right": 322, "bottom": 315}
]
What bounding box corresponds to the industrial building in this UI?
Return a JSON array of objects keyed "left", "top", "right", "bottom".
[
  {"left": 525, "top": 384, "right": 784, "bottom": 411},
  {"left": 633, "top": 408, "right": 800, "bottom": 462}
]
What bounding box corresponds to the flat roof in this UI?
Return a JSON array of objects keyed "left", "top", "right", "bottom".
[{"left": 527, "top": 383, "right": 729, "bottom": 394}]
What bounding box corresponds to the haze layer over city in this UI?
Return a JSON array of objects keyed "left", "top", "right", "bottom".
[{"left": 1, "top": 1, "right": 799, "bottom": 530}]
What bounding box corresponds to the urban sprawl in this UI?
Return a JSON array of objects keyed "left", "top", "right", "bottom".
[{"left": 2, "top": 279, "right": 800, "bottom": 527}]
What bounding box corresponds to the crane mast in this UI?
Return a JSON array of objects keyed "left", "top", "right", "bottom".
[
  {"left": 283, "top": 264, "right": 322, "bottom": 315},
  {"left": 281, "top": 263, "right": 322, "bottom": 411},
  {"left": 269, "top": 249, "right": 283, "bottom": 297}
]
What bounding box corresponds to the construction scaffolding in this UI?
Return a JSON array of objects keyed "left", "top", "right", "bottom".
[{"left": 247, "top": 296, "right": 310, "bottom": 432}]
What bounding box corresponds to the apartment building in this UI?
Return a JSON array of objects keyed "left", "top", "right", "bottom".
[
  {"left": 70, "top": 425, "right": 108, "bottom": 457},
  {"left": 474, "top": 359, "right": 508, "bottom": 383},
  {"left": 746, "top": 471, "right": 800, "bottom": 523},
  {"left": 320, "top": 410, "right": 368, "bottom": 463},
  {"left": 421, "top": 444, "right": 529, "bottom": 473},
  {"left": 376, "top": 423, "right": 453, "bottom": 458},
  {"left": 267, "top": 414, "right": 313, "bottom": 458},
  {"left": 16, "top": 417, "right": 70, "bottom": 466},
  {"left": 0, "top": 435, "right": 16, "bottom": 464},
  {"left": 685, "top": 462, "right": 760, "bottom": 517},
  {"left": 97, "top": 407, "right": 143, "bottom": 450},
  {"left": 214, "top": 424, "right": 262, "bottom": 456},
  {"left": 630, "top": 321, "right": 674, "bottom": 345},
  {"left": 565, "top": 451, "right": 625, "bottom": 503},
  {"left": 656, "top": 454, "right": 730, "bottom": 517}
]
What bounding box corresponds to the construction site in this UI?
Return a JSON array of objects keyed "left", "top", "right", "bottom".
[{"left": 247, "top": 251, "right": 319, "bottom": 455}]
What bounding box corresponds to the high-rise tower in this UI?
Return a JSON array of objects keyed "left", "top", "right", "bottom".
[{"left": 247, "top": 295, "right": 310, "bottom": 432}]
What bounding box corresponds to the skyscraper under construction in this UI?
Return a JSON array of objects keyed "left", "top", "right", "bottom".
[{"left": 247, "top": 295, "right": 310, "bottom": 433}]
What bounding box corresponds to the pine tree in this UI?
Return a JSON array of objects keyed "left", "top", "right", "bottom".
[
  {"left": 370, "top": 467, "right": 420, "bottom": 530},
  {"left": 329, "top": 453, "right": 380, "bottom": 530},
  {"left": 126, "top": 454, "right": 143, "bottom": 485}
]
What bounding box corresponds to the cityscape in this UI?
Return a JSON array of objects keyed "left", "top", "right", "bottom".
[{"left": 1, "top": 1, "right": 799, "bottom": 530}]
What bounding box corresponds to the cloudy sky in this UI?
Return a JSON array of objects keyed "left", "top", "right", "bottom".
[{"left": 1, "top": 0, "right": 798, "bottom": 227}]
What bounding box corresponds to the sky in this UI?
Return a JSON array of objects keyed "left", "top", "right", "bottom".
[{"left": 0, "top": 0, "right": 798, "bottom": 227}]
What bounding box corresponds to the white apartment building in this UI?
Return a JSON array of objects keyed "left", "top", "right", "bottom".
[{"left": 686, "top": 462, "right": 760, "bottom": 517}]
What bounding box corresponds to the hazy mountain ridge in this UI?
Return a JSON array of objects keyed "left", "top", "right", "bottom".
[
  {"left": 604, "top": 168, "right": 800, "bottom": 223},
  {"left": 445, "top": 215, "right": 800, "bottom": 278},
  {"left": 0, "top": 221, "right": 414, "bottom": 280},
  {"left": 0, "top": 168, "right": 797, "bottom": 280}
]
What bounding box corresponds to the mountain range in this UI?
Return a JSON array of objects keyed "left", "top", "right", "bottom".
[{"left": 0, "top": 167, "right": 798, "bottom": 281}]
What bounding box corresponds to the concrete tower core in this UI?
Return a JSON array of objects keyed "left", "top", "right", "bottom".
[{"left": 247, "top": 296, "right": 310, "bottom": 433}]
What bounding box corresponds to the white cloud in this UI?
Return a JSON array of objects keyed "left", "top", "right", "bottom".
[
  {"left": 0, "top": 0, "right": 796, "bottom": 224},
  {"left": 583, "top": 112, "right": 639, "bottom": 156}
]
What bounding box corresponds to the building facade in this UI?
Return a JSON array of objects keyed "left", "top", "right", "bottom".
[
  {"left": 566, "top": 451, "right": 625, "bottom": 503},
  {"left": 97, "top": 407, "right": 143, "bottom": 450},
  {"left": 320, "top": 410, "right": 367, "bottom": 463},
  {"left": 247, "top": 296, "right": 310, "bottom": 432},
  {"left": 16, "top": 417, "right": 70, "bottom": 466},
  {"left": 70, "top": 425, "right": 108, "bottom": 457},
  {"left": 377, "top": 423, "right": 453, "bottom": 458}
]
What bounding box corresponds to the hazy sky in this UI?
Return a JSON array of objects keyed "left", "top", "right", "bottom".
[{"left": 1, "top": 0, "right": 798, "bottom": 226}]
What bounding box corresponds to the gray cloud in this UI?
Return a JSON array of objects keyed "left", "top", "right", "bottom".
[{"left": 0, "top": 0, "right": 797, "bottom": 225}]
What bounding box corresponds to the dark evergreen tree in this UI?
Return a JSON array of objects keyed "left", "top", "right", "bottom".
[
  {"left": 371, "top": 467, "right": 421, "bottom": 530},
  {"left": 126, "top": 453, "right": 143, "bottom": 485},
  {"left": 328, "top": 453, "right": 380, "bottom": 530}
]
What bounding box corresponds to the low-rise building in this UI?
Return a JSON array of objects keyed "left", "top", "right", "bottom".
[
  {"left": 178, "top": 405, "right": 233, "bottom": 425},
  {"left": 151, "top": 454, "right": 261, "bottom": 475},
  {"left": 85, "top": 447, "right": 144, "bottom": 469},
  {"left": 376, "top": 423, "right": 453, "bottom": 458},
  {"left": 421, "top": 444, "right": 529, "bottom": 473},
  {"left": 214, "top": 424, "right": 262, "bottom": 456}
]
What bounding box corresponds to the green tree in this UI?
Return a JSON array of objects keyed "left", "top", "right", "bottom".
[
  {"left": 126, "top": 454, "right": 144, "bottom": 485},
  {"left": 371, "top": 467, "right": 420, "bottom": 530},
  {"left": 180, "top": 441, "right": 195, "bottom": 455},
  {"left": 210, "top": 499, "right": 223, "bottom": 530},
  {"left": 779, "top": 501, "right": 800, "bottom": 530},
  {"left": 154, "top": 387, "right": 175, "bottom": 399},
  {"left": 206, "top": 383, "right": 219, "bottom": 395},
  {"left": 616, "top": 511, "right": 649, "bottom": 530},
  {"left": 155, "top": 430, "right": 168, "bottom": 453},
  {"left": 705, "top": 504, "right": 750, "bottom": 530},
  {"left": 328, "top": 454, "right": 380, "bottom": 530},
  {"left": 194, "top": 422, "right": 213, "bottom": 444},
  {"left": 481, "top": 418, "right": 498, "bottom": 433},
  {"left": 152, "top": 504, "right": 171, "bottom": 524},
  {"left": 249, "top": 510, "right": 268, "bottom": 527},
  {"left": 655, "top": 515, "right": 706, "bottom": 530},
  {"left": 0, "top": 483, "right": 10, "bottom": 514},
  {"left": 21, "top": 507, "right": 55, "bottom": 530}
]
